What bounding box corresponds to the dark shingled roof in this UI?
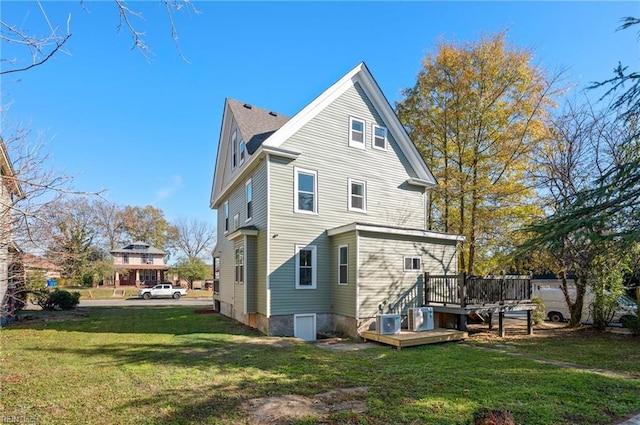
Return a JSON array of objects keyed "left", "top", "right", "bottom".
[
  {"left": 111, "top": 241, "right": 166, "bottom": 255},
  {"left": 227, "top": 98, "right": 290, "bottom": 154}
]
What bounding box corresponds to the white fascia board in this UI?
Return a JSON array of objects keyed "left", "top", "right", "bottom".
[
  {"left": 210, "top": 143, "right": 300, "bottom": 208},
  {"left": 354, "top": 64, "right": 437, "bottom": 186},
  {"left": 261, "top": 63, "right": 366, "bottom": 149},
  {"left": 327, "top": 223, "right": 465, "bottom": 242},
  {"left": 210, "top": 101, "right": 231, "bottom": 208},
  {"left": 407, "top": 178, "right": 437, "bottom": 188}
]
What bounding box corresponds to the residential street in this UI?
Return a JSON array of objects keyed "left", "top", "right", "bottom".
[{"left": 24, "top": 297, "right": 214, "bottom": 309}]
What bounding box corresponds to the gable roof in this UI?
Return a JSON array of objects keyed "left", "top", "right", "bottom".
[
  {"left": 226, "top": 99, "right": 290, "bottom": 154},
  {"left": 210, "top": 62, "right": 436, "bottom": 208}
]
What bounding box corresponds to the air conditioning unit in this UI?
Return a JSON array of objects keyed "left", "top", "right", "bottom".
[
  {"left": 376, "top": 314, "right": 401, "bottom": 335},
  {"left": 408, "top": 307, "right": 434, "bottom": 332}
]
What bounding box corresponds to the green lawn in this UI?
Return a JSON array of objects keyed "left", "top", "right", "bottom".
[{"left": 2, "top": 307, "right": 639, "bottom": 425}]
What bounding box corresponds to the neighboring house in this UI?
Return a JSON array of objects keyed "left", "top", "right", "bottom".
[
  {"left": 0, "top": 139, "right": 25, "bottom": 326},
  {"left": 23, "top": 253, "right": 63, "bottom": 280},
  {"left": 110, "top": 242, "right": 169, "bottom": 287},
  {"left": 209, "top": 62, "right": 464, "bottom": 340}
]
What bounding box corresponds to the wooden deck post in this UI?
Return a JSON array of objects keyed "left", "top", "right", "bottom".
[
  {"left": 487, "top": 312, "right": 493, "bottom": 330},
  {"left": 498, "top": 312, "right": 505, "bottom": 337},
  {"left": 527, "top": 310, "right": 533, "bottom": 335},
  {"left": 458, "top": 314, "right": 468, "bottom": 332}
]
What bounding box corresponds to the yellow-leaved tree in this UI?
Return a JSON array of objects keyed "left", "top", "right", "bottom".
[{"left": 397, "top": 32, "right": 564, "bottom": 275}]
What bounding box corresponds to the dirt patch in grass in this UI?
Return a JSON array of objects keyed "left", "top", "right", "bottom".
[
  {"left": 466, "top": 317, "right": 634, "bottom": 343},
  {"left": 242, "top": 387, "right": 368, "bottom": 424},
  {"left": 193, "top": 308, "right": 218, "bottom": 314}
]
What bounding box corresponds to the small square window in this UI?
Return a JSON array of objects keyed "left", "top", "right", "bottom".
[
  {"left": 373, "top": 125, "right": 387, "bottom": 150},
  {"left": 404, "top": 256, "right": 422, "bottom": 271},
  {"left": 349, "top": 117, "right": 365, "bottom": 148}
]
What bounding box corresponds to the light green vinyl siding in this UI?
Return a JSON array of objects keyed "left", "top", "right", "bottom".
[
  {"left": 268, "top": 83, "right": 428, "bottom": 315},
  {"left": 357, "top": 231, "right": 458, "bottom": 318},
  {"left": 268, "top": 85, "right": 425, "bottom": 315},
  {"left": 215, "top": 160, "right": 269, "bottom": 316},
  {"left": 330, "top": 232, "right": 357, "bottom": 317},
  {"left": 246, "top": 237, "right": 257, "bottom": 313},
  {"left": 252, "top": 162, "right": 269, "bottom": 314}
]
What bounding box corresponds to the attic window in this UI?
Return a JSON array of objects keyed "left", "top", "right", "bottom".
[
  {"left": 349, "top": 117, "right": 365, "bottom": 149},
  {"left": 243, "top": 104, "right": 252, "bottom": 109}
]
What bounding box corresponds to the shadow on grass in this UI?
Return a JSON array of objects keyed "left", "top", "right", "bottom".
[{"left": 9, "top": 306, "right": 640, "bottom": 424}]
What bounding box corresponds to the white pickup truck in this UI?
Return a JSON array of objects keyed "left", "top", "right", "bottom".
[{"left": 138, "top": 284, "right": 187, "bottom": 300}]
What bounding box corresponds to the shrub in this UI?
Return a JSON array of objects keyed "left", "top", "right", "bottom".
[
  {"left": 30, "top": 288, "right": 80, "bottom": 310},
  {"left": 530, "top": 296, "right": 546, "bottom": 325},
  {"left": 620, "top": 315, "right": 640, "bottom": 334}
]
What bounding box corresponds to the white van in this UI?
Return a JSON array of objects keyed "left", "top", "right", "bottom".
[{"left": 534, "top": 286, "right": 637, "bottom": 325}]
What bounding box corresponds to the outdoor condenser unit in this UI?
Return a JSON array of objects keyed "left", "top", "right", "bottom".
[
  {"left": 376, "top": 314, "right": 402, "bottom": 335},
  {"left": 408, "top": 307, "right": 435, "bottom": 332}
]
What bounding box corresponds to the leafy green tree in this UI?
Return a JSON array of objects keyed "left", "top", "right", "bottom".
[
  {"left": 590, "top": 17, "right": 640, "bottom": 122},
  {"left": 119, "top": 205, "right": 177, "bottom": 251},
  {"left": 397, "top": 31, "right": 563, "bottom": 274},
  {"left": 170, "top": 257, "right": 210, "bottom": 290}
]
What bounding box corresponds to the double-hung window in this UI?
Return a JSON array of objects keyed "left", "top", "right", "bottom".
[
  {"left": 234, "top": 246, "right": 244, "bottom": 284},
  {"left": 348, "top": 179, "right": 366, "bottom": 212},
  {"left": 246, "top": 179, "right": 253, "bottom": 221},
  {"left": 349, "top": 117, "right": 365, "bottom": 148},
  {"left": 404, "top": 256, "right": 422, "bottom": 271},
  {"left": 224, "top": 201, "right": 229, "bottom": 233},
  {"left": 338, "top": 245, "right": 348, "bottom": 285},
  {"left": 233, "top": 214, "right": 239, "bottom": 231},
  {"left": 239, "top": 140, "right": 246, "bottom": 165},
  {"left": 231, "top": 130, "right": 238, "bottom": 169},
  {"left": 373, "top": 125, "right": 387, "bottom": 150},
  {"left": 295, "top": 245, "right": 317, "bottom": 289},
  {"left": 294, "top": 168, "right": 317, "bottom": 214}
]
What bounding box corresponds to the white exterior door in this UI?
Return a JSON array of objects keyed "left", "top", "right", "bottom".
[{"left": 294, "top": 313, "right": 316, "bottom": 341}]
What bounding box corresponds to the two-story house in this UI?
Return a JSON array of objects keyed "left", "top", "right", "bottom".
[
  {"left": 110, "top": 241, "right": 169, "bottom": 287},
  {"left": 210, "top": 62, "right": 464, "bottom": 340}
]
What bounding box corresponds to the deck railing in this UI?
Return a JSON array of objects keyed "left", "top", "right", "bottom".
[{"left": 424, "top": 273, "right": 532, "bottom": 308}]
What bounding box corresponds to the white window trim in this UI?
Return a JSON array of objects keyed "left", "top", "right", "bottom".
[
  {"left": 231, "top": 130, "right": 238, "bottom": 170},
  {"left": 234, "top": 245, "right": 244, "bottom": 285},
  {"left": 349, "top": 116, "right": 365, "bottom": 149},
  {"left": 404, "top": 256, "right": 422, "bottom": 271},
  {"left": 338, "top": 245, "right": 348, "bottom": 286},
  {"left": 239, "top": 139, "right": 246, "bottom": 166},
  {"left": 373, "top": 124, "right": 388, "bottom": 150},
  {"left": 295, "top": 244, "right": 317, "bottom": 289},
  {"left": 245, "top": 178, "right": 253, "bottom": 222},
  {"left": 348, "top": 178, "right": 367, "bottom": 213},
  {"left": 224, "top": 201, "right": 229, "bottom": 234},
  {"left": 294, "top": 167, "right": 318, "bottom": 215}
]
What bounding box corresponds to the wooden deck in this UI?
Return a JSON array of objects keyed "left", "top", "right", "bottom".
[{"left": 361, "top": 328, "right": 468, "bottom": 350}]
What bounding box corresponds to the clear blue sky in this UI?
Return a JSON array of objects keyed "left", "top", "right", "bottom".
[{"left": 2, "top": 1, "right": 639, "bottom": 226}]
